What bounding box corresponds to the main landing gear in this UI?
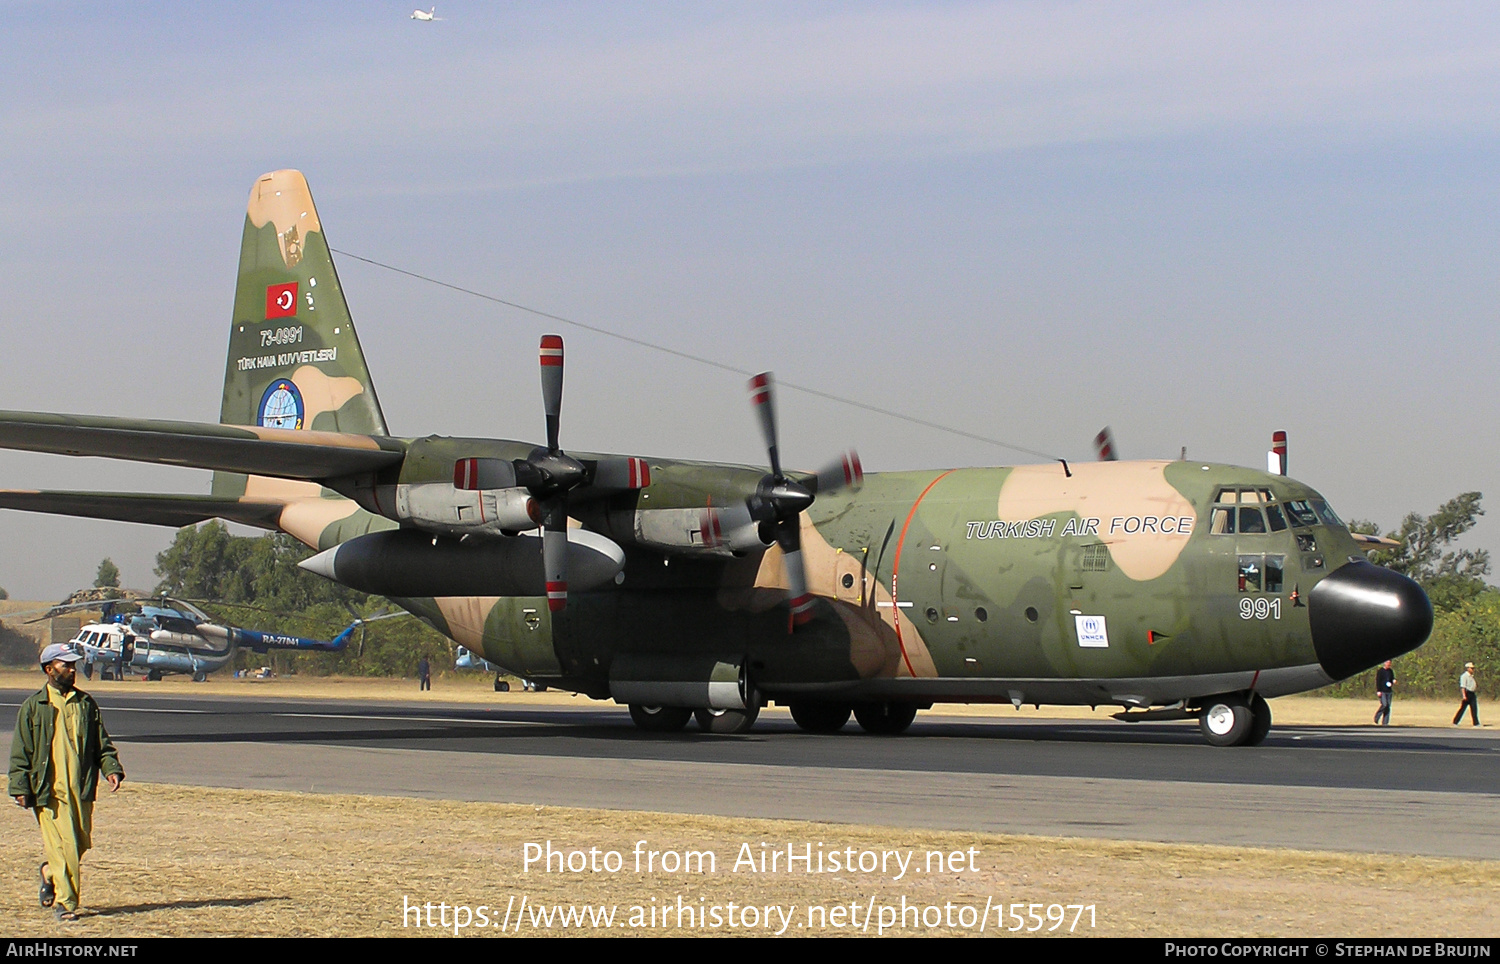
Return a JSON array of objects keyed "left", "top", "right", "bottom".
[
  {"left": 623, "top": 699, "right": 922, "bottom": 736},
  {"left": 1197, "top": 693, "right": 1272, "bottom": 747},
  {"left": 625, "top": 703, "right": 758, "bottom": 734},
  {"left": 788, "top": 701, "right": 919, "bottom": 736}
]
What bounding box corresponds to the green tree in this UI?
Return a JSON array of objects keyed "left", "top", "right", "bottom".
[
  {"left": 1354, "top": 492, "right": 1490, "bottom": 611},
  {"left": 154, "top": 522, "right": 365, "bottom": 611},
  {"left": 94, "top": 558, "right": 120, "bottom": 589}
]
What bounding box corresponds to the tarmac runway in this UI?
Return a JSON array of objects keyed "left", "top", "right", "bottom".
[{"left": 3, "top": 688, "right": 1497, "bottom": 860}]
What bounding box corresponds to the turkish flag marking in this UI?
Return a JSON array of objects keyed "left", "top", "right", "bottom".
[{"left": 266, "top": 282, "right": 299, "bottom": 319}]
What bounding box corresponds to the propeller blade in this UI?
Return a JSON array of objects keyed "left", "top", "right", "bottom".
[
  {"left": 590, "top": 456, "right": 651, "bottom": 491},
  {"left": 541, "top": 499, "right": 569, "bottom": 612},
  {"left": 698, "top": 504, "right": 724, "bottom": 549},
  {"left": 1094, "top": 426, "right": 1118, "bottom": 461},
  {"left": 1269, "top": 430, "right": 1288, "bottom": 476},
  {"left": 775, "top": 521, "right": 815, "bottom": 630},
  {"left": 540, "top": 334, "right": 564, "bottom": 453},
  {"left": 811, "top": 450, "right": 863, "bottom": 494},
  {"left": 747, "top": 372, "right": 782, "bottom": 479}
]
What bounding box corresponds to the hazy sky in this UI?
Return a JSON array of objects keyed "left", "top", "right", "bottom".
[{"left": 1, "top": 1, "right": 1497, "bottom": 598}]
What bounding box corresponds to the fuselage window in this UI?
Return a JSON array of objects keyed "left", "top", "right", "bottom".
[
  {"left": 1238, "top": 555, "right": 1262, "bottom": 592},
  {"left": 1265, "top": 555, "right": 1284, "bottom": 592}
]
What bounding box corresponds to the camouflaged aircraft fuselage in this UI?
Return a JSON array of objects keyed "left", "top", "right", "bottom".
[{"left": 0, "top": 170, "right": 1432, "bottom": 744}]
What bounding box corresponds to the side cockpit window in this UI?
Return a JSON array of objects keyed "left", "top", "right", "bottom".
[{"left": 1283, "top": 500, "right": 1319, "bottom": 527}]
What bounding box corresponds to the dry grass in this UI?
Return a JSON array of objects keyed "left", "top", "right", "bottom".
[{"left": 0, "top": 783, "right": 1493, "bottom": 938}]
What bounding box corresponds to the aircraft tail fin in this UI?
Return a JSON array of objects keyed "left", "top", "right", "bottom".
[{"left": 215, "top": 170, "right": 389, "bottom": 496}]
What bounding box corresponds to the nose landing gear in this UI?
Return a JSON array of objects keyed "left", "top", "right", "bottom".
[{"left": 1198, "top": 693, "right": 1272, "bottom": 747}]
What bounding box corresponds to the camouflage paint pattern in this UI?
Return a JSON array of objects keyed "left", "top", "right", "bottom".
[{"left": 0, "top": 170, "right": 1428, "bottom": 722}]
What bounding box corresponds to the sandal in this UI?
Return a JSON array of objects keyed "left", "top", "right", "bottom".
[
  {"left": 53, "top": 906, "right": 77, "bottom": 922},
  {"left": 38, "top": 863, "right": 54, "bottom": 908}
]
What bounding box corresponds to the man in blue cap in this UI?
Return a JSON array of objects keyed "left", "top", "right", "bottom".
[{"left": 9, "top": 643, "right": 125, "bottom": 921}]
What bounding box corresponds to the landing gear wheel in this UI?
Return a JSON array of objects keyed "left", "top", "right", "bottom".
[
  {"left": 147, "top": 669, "right": 162, "bottom": 682},
  {"left": 694, "top": 703, "right": 760, "bottom": 734},
  {"left": 192, "top": 671, "right": 207, "bottom": 683},
  {"left": 629, "top": 704, "right": 692, "bottom": 732},
  {"left": 789, "top": 702, "right": 852, "bottom": 733},
  {"left": 1246, "top": 694, "right": 1272, "bottom": 746},
  {"left": 494, "top": 676, "right": 510, "bottom": 692},
  {"left": 1199, "top": 696, "right": 1253, "bottom": 746},
  {"left": 853, "top": 701, "right": 918, "bottom": 735}
]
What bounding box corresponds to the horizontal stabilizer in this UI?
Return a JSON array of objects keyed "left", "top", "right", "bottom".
[
  {"left": 0, "top": 411, "right": 405, "bottom": 481},
  {"left": 0, "top": 490, "right": 288, "bottom": 530}
]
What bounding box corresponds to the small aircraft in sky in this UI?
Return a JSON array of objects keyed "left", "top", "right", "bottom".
[
  {"left": 410, "top": 7, "right": 440, "bottom": 21},
  {"left": 0, "top": 170, "right": 1433, "bottom": 744}
]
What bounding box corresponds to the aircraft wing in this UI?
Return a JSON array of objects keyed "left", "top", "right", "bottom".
[
  {"left": 0, "top": 411, "right": 405, "bottom": 481},
  {"left": 0, "top": 490, "right": 288, "bottom": 530},
  {"left": 1350, "top": 532, "right": 1402, "bottom": 550}
]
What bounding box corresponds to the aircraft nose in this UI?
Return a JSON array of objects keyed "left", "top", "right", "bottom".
[{"left": 1308, "top": 559, "right": 1433, "bottom": 680}]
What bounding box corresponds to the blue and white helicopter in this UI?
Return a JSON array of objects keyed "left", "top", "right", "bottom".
[{"left": 57, "top": 596, "right": 366, "bottom": 682}]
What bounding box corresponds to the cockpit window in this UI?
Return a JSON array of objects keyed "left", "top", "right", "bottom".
[
  {"left": 1238, "top": 507, "right": 1267, "bottom": 533},
  {"left": 1283, "top": 500, "right": 1319, "bottom": 527},
  {"left": 1311, "top": 500, "right": 1344, "bottom": 528},
  {"left": 1265, "top": 504, "right": 1287, "bottom": 532},
  {"left": 1211, "top": 507, "right": 1235, "bottom": 534}
]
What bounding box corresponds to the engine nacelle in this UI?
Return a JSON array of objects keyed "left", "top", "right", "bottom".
[
  {"left": 611, "top": 504, "right": 769, "bottom": 557},
  {"left": 394, "top": 482, "right": 540, "bottom": 537}
]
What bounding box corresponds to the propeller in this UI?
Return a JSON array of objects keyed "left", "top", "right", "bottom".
[
  {"left": 742, "top": 372, "right": 862, "bottom": 631},
  {"left": 510, "top": 335, "right": 590, "bottom": 613}
]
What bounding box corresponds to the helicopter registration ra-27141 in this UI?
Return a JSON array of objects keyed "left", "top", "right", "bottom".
[
  {"left": 0, "top": 170, "right": 1432, "bottom": 746},
  {"left": 45, "top": 597, "right": 366, "bottom": 682}
]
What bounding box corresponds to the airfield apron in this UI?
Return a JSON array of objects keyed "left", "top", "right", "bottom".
[{"left": 36, "top": 686, "right": 92, "bottom": 911}]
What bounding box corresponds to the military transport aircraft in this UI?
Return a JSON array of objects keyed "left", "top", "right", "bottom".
[{"left": 0, "top": 170, "right": 1432, "bottom": 745}]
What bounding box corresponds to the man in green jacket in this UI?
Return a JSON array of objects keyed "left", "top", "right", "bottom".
[{"left": 9, "top": 643, "right": 125, "bottom": 921}]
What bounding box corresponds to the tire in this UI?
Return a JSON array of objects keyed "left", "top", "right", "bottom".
[
  {"left": 694, "top": 703, "right": 760, "bottom": 734},
  {"left": 1199, "top": 696, "right": 1253, "bottom": 746},
  {"left": 789, "top": 701, "right": 852, "bottom": 734},
  {"left": 495, "top": 678, "right": 510, "bottom": 692},
  {"left": 192, "top": 671, "right": 207, "bottom": 683},
  {"left": 1246, "top": 694, "right": 1272, "bottom": 746},
  {"left": 147, "top": 669, "right": 162, "bottom": 682},
  {"left": 853, "top": 701, "right": 918, "bottom": 735},
  {"left": 629, "top": 704, "right": 693, "bottom": 732}
]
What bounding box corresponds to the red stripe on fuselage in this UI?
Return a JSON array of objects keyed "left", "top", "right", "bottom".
[{"left": 890, "top": 470, "right": 955, "bottom": 678}]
